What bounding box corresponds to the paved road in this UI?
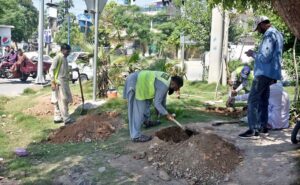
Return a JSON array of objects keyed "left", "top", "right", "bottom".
[{"left": 0, "top": 78, "right": 46, "bottom": 96}]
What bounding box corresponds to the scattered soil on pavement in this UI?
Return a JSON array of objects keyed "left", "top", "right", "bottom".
[
  {"left": 148, "top": 126, "right": 242, "bottom": 184},
  {"left": 47, "top": 112, "right": 122, "bottom": 143},
  {"left": 24, "top": 95, "right": 81, "bottom": 116},
  {"left": 204, "top": 106, "right": 246, "bottom": 118}
]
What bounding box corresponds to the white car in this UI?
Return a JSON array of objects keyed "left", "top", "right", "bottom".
[
  {"left": 67, "top": 52, "right": 93, "bottom": 83},
  {"left": 24, "top": 52, "right": 53, "bottom": 63}
]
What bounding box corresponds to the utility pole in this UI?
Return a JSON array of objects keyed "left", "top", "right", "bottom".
[
  {"left": 35, "top": 0, "right": 45, "bottom": 84},
  {"left": 65, "top": 0, "right": 70, "bottom": 45},
  {"left": 93, "top": 0, "right": 99, "bottom": 101}
]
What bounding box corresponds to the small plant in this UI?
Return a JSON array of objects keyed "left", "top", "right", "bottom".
[{"left": 22, "top": 88, "right": 37, "bottom": 95}]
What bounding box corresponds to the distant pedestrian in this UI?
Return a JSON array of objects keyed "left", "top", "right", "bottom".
[
  {"left": 49, "top": 43, "right": 74, "bottom": 125},
  {"left": 239, "top": 16, "right": 284, "bottom": 139}
]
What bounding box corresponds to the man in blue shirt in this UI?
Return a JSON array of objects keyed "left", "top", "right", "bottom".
[{"left": 239, "top": 16, "right": 284, "bottom": 139}]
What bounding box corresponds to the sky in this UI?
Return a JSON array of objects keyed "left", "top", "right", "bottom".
[{"left": 33, "top": 0, "right": 157, "bottom": 16}]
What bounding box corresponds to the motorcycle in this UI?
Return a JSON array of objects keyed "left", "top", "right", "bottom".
[
  {"left": 0, "top": 59, "right": 14, "bottom": 78},
  {"left": 291, "top": 120, "right": 300, "bottom": 144},
  {"left": 1, "top": 59, "right": 51, "bottom": 82}
]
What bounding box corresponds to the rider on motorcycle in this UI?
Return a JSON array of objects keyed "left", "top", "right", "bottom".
[
  {"left": 0, "top": 46, "right": 17, "bottom": 63},
  {"left": 10, "top": 49, "right": 28, "bottom": 74}
]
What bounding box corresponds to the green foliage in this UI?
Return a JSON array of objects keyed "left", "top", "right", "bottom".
[
  {"left": 283, "top": 49, "right": 300, "bottom": 81},
  {"left": 22, "top": 88, "right": 37, "bottom": 95},
  {"left": 207, "top": 0, "right": 271, "bottom": 12},
  {"left": 0, "top": 0, "right": 38, "bottom": 42},
  {"left": 54, "top": 20, "right": 84, "bottom": 46}
]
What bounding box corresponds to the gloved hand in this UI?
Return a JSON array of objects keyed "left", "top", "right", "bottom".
[
  {"left": 231, "top": 90, "right": 237, "bottom": 97},
  {"left": 166, "top": 114, "right": 175, "bottom": 121},
  {"left": 51, "top": 81, "right": 57, "bottom": 91}
]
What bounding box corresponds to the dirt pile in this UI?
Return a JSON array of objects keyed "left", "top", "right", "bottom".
[
  {"left": 204, "top": 106, "right": 246, "bottom": 118},
  {"left": 148, "top": 126, "right": 242, "bottom": 184},
  {"left": 24, "top": 95, "right": 82, "bottom": 116},
  {"left": 47, "top": 112, "right": 122, "bottom": 143}
]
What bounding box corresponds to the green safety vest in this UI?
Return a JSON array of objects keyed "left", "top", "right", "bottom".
[
  {"left": 135, "top": 70, "right": 171, "bottom": 100},
  {"left": 53, "top": 53, "right": 64, "bottom": 84}
]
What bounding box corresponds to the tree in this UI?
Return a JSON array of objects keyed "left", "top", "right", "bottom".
[
  {"left": 57, "top": 0, "right": 74, "bottom": 25},
  {"left": 0, "top": 0, "right": 38, "bottom": 42}
]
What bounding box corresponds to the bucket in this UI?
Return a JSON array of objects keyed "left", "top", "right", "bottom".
[{"left": 107, "top": 89, "right": 118, "bottom": 99}]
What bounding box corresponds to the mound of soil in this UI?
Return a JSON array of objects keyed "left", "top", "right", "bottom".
[
  {"left": 148, "top": 127, "right": 242, "bottom": 184},
  {"left": 24, "top": 95, "right": 82, "bottom": 116},
  {"left": 204, "top": 106, "right": 246, "bottom": 118},
  {"left": 47, "top": 112, "right": 122, "bottom": 144}
]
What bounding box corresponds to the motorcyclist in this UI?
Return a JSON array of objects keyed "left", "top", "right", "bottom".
[
  {"left": 10, "top": 49, "right": 28, "bottom": 75},
  {"left": 1, "top": 46, "right": 17, "bottom": 63}
]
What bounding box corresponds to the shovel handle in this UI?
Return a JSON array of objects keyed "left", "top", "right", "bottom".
[{"left": 170, "top": 118, "right": 185, "bottom": 130}]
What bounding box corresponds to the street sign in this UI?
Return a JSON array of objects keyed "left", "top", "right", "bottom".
[{"left": 84, "top": 0, "right": 108, "bottom": 13}]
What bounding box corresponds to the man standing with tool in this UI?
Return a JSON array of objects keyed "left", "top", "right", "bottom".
[
  {"left": 123, "top": 70, "right": 184, "bottom": 142},
  {"left": 239, "top": 16, "right": 284, "bottom": 139},
  {"left": 49, "top": 43, "right": 75, "bottom": 125}
]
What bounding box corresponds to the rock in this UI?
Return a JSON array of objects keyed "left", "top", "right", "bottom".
[
  {"left": 133, "top": 152, "right": 146, "bottom": 160},
  {"left": 1, "top": 115, "right": 6, "bottom": 118},
  {"left": 148, "top": 156, "right": 154, "bottom": 162},
  {"left": 98, "top": 167, "right": 106, "bottom": 173},
  {"left": 8, "top": 114, "right": 13, "bottom": 118},
  {"left": 84, "top": 138, "right": 92, "bottom": 143},
  {"left": 149, "top": 143, "right": 158, "bottom": 150},
  {"left": 159, "top": 170, "right": 171, "bottom": 181},
  {"left": 54, "top": 175, "right": 73, "bottom": 185},
  {"left": 227, "top": 107, "right": 235, "bottom": 113},
  {"left": 224, "top": 174, "right": 230, "bottom": 182}
]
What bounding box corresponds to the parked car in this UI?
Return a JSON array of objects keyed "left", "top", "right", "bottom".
[
  {"left": 24, "top": 52, "right": 53, "bottom": 63},
  {"left": 67, "top": 52, "right": 93, "bottom": 83}
]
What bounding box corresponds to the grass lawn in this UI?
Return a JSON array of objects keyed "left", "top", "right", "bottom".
[{"left": 0, "top": 80, "right": 297, "bottom": 184}]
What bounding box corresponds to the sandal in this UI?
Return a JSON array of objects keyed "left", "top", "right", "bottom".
[
  {"left": 143, "top": 120, "right": 161, "bottom": 128},
  {"left": 132, "top": 135, "right": 152, "bottom": 142}
]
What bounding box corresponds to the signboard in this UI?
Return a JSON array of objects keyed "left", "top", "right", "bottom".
[
  {"left": 44, "top": 29, "right": 52, "bottom": 44},
  {"left": 48, "top": 7, "right": 58, "bottom": 18},
  {"left": 0, "top": 25, "right": 14, "bottom": 47},
  {"left": 85, "top": 0, "right": 108, "bottom": 13},
  {"left": 1, "top": 36, "right": 11, "bottom": 46}
]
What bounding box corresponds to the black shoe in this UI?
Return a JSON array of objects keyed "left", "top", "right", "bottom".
[
  {"left": 239, "top": 129, "right": 260, "bottom": 139},
  {"left": 143, "top": 120, "right": 161, "bottom": 128},
  {"left": 64, "top": 118, "right": 76, "bottom": 125},
  {"left": 54, "top": 120, "right": 63, "bottom": 124},
  {"left": 132, "top": 135, "right": 152, "bottom": 143},
  {"left": 259, "top": 127, "right": 269, "bottom": 136}
]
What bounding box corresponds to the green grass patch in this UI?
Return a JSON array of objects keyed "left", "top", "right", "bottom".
[{"left": 22, "top": 88, "right": 37, "bottom": 95}]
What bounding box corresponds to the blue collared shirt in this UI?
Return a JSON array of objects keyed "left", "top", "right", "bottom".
[{"left": 253, "top": 27, "right": 283, "bottom": 80}]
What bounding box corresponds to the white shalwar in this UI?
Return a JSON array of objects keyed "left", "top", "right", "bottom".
[
  {"left": 49, "top": 55, "right": 73, "bottom": 123},
  {"left": 235, "top": 82, "right": 289, "bottom": 129}
]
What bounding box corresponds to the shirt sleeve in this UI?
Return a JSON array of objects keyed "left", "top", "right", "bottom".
[
  {"left": 154, "top": 79, "right": 169, "bottom": 115},
  {"left": 234, "top": 93, "right": 249, "bottom": 101},
  {"left": 253, "top": 33, "right": 276, "bottom": 63},
  {"left": 49, "top": 55, "right": 59, "bottom": 81}
]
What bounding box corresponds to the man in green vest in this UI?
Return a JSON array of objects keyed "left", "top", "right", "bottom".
[
  {"left": 49, "top": 43, "right": 74, "bottom": 125},
  {"left": 229, "top": 65, "right": 253, "bottom": 96},
  {"left": 123, "top": 70, "right": 184, "bottom": 142}
]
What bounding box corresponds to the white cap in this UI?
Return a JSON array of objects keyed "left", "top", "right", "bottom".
[{"left": 253, "top": 16, "right": 269, "bottom": 31}]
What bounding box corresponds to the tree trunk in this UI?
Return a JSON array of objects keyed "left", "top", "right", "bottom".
[
  {"left": 293, "top": 37, "right": 299, "bottom": 102},
  {"left": 272, "top": 0, "right": 300, "bottom": 39}
]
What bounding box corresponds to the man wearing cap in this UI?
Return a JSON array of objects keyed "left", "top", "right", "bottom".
[
  {"left": 49, "top": 43, "right": 74, "bottom": 125},
  {"left": 123, "top": 70, "right": 184, "bottom": 142},
  {"left": 239, "top": 16, "right": 284, "bottom": 139},
  {"left": 228, "top": 65, "right": 253, "bottom": 97}
]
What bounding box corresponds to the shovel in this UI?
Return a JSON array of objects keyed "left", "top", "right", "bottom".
[
  {"left": 169, "top": 117, "right": 195, "bottom": 136},
  {"left": 73, "top": 68, "right": 86, "bottom": 115}
]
